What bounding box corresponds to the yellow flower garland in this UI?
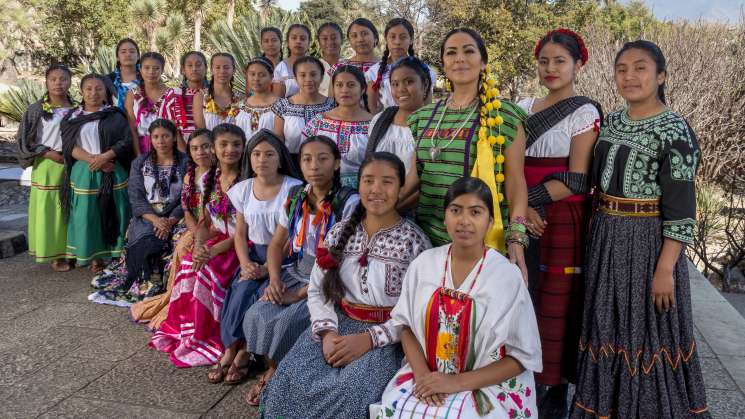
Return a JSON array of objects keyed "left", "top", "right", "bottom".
[
  {"left": 204, "top": 94, "right": 241, "bottom": 119},
  {"left": 471, "top": 65, "right": 507, "bottom": 252}
]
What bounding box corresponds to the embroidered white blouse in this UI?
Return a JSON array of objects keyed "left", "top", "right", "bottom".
[
  {"left": 308, "top": 218, "right": 431, "bottom": 348},
  {"left": 518, "top": 97, "right": 600, "bottom": 158}
]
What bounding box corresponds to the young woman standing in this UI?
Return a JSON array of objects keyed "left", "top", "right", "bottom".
[
  {"left": 260, "top": 27, "right": 283, "bottom": 68},
  {"left": 160, "top": 51, "right": 209, "bottom": 148},
  {"left": 193, "top": 53, "right": 243, "bottom": 130},
  {"left": 107, "top": 38, "right": 140, "bottom": 109},
  {"left": 272, "top": 24, "right": 312, "bottom": 98},
  {"left": 366, "top": 18, "right": 437, "bottom": 113},
  {"left": 236, "top": 57, "right": 278, "bottom": 139},
  {"left": 16, "top": 64, "right": 76, "bottom": 271},
  {"left": 271, "top": 57, "right": 335, "bottom": 160},
  {"left": 317, "top": 22, "right": 343, "bottom": 97},
  {"left": 378, "top": 177, "right": 542, "bottom": 418},
  {"left": 517, "top": 28, "right": 602, "bottom": 417},
  {"left": 366, "top": 56, "right": 431, "bottom": 209},
  {"left": 408, "top": 28, "right": 530, "bottom": 279},
  {"left": 302, "top": 65, "right": 372, "bottom": 189},
  {"left": 125, "top": 52, "right": 169, "bottom": 156},
  {"left": 571, "top": 41, "right": 709, "bottom": 419},
  {"left": 60, "top": 74, "right": 132, "bottom": 273}
]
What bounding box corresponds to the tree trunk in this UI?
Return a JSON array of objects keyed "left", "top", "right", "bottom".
[
  {"left": 227, "top": 0, "right": 236, "bottom": 28},
  {"left": 149, "top": 26, "right": 158, "bottom": 52},
  {"left": 194, "top": 10, "right": 203, "bottom": 51}
]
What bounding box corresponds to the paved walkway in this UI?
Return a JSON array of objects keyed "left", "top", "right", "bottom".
[{"left": 0, "top": 252, "right": 743, "bottom": 418}]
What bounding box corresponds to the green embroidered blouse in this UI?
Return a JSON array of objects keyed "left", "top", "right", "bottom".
[{"left": 593, "top": 108, "right": 700, "bottom": 244}]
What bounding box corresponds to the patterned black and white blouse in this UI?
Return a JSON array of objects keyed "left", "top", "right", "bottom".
[
  {"left": 307, "top": 217, "right": 431, "bottom": 347},
  {"left": 593, "top": 108, "right": 700, "bottom": 243}
]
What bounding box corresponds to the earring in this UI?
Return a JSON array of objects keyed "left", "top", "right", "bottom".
[{"left": 445, "top": 78, "right": 452, "bottom": 92}]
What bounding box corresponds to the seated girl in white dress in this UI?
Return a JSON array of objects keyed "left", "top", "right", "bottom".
[{"left": 378, "top": 177, "right": 543, "bottom": 419}]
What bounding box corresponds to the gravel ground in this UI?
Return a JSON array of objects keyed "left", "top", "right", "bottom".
[{"left": 0, "top": 180, "right": 28, "bottom": 207}]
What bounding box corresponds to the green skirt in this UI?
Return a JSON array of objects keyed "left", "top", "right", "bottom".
[
  {"left": 28, "top": 157, "right": 70, "bottom": 262},
  {"left": 66, "top": 161, "right": 130, "bottom": 265}
]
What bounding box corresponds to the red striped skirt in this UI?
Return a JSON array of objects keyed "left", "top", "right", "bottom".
[{"left": 525, "top": 157, "right": 589, "bottom": 385}]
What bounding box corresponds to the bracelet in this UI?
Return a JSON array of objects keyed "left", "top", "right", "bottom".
[
  {"left": 506, "top": 229, "right": 529, "bottom": 249},
  {"left": 509, "top": 216, "right": 528, "bottom": 234}
]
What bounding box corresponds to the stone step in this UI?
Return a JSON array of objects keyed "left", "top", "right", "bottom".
[{"left": 0, "top": 230, "right": 27, "bottom": 259}]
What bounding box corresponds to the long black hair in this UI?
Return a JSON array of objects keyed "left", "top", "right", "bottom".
[
  {"left": 42, "top": 64, "right": 74, "bottom": 119},
  {"left": 292, "top": 56, "right": 325, "bottom": 85},
  {"left": 208, "top": 53, "right": 237, "bottom": 99},
  {"left": 317, "top": 22, "right": 343, "bottom": 43},
  {"left": 147, "top": 118, "right": 181, "bottom": 200},
  {"left": 242, "top": 128, "right": 301, "bottom": 179},
  {"left": 441, "top": 28, "right": 489, "bottom": 104},
  {"left": 261, "top": 27, "right": 284, "bottom": 61},
  {"left": 137, "top": 52, "right": 166, "bottom": 109},
  {"left": 444, "top": 176, "right": 494, "bottom": 218},
  {"left": 321, "top": 152, "right": 405, "bottom": 303},
  {"left": 374, "top": 18, "right": 415, "bottom": 91},
  {"left": 299, "top": 135, "right": 342, "bottom": 204},
  {"left": 286, "top": 23, "right": 312, "bottom": 58},
  {"left": 615, "top": 40, "right": 667, "bottom": 104},
  {"left": 202, "top": 123, "right": 246, "bottom": 203},
  {"left": 390, "top": 56, "right": 432, "bottom": 96},
  {"left": 183, "top": 128, "right": 214, "bottom": 213},
  {"left": 80, "top": 73, "right": 114, "bottom": 107},
  {"left": 179, "top": 51, "right": 208, "bottom": 107},
  {"left": 114, "top": 38, "right": 141, "bottom": 70},
  {"left": 347, "top": 18, "right": 379, "bottom": 48},
  {"left": 332, "top": 64, "right": 369, "bottom": 112}
]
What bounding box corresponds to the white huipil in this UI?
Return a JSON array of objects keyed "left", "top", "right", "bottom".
[
  {"left": 307, "top": 218, "right": 431, "bottom": 347},
  {"left": 378, "top": 245, "right": 543, "bottom": 419}
]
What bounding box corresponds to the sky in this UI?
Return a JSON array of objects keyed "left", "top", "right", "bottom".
[{"left": 276, "top": 0, "right": 744, "bottom": 23}]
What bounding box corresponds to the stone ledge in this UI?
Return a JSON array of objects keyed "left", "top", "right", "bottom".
[
  {"left": 0, "top": 230, "right": 27, "bottom": 259},
  {"left": 690, "top": 260, "right": 745, "bottom": 395}
]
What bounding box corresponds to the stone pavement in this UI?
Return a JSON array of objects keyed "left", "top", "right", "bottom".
[{"left": 0, "top": 252, "right": 744, "bottom": 418}]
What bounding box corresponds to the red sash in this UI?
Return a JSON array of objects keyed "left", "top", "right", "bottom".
[{"left": 340, "top": 299, "right": 392, "bottom": 323}]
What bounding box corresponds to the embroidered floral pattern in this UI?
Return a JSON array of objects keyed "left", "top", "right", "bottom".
[{"left": 496, "top": 377, "right": 533, "bottom": 418}]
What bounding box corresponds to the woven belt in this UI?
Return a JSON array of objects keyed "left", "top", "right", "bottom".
[
  {"left": 340, "top": 299, "right": 392, "bottom": 323},
  {"left": 598, "top": 192, "right": 660, "bottom": 216}
]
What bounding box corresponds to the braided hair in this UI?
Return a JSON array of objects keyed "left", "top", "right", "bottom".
[
  {"left": 298, "top": 135, "right": 342, "bottom": 210},
  {"left": 183, "top": 128, "right": 214, "bottom": 213},
  {"left": 202, "top": 123, "right": 246, "bottom": 204},
  {"left": 440, "top": 28, "right": 488, "bottom": 99},
  {"left": 261, "top": 27, "right": 284, "bottom": 62},
  {"left": 147, "top": 118, "right": 180, "bottom": 201},
  {"left": 137, "top": 52, "right": 166, "bottom": 111},
  {"left": 332, "top": 64, "right": 370, "bottom": 112},
  {"left": 42, "top": 64, "right": 74, "bottom": 120},
  {"left": 208, "top": 53, "right": 237, "bottom": 100},
  {"left": 321, "top": 152, "right": 405, "bottom": 303},
  {"left": 179, "top": 51, "right": 208, "bottom": 115},
  {"left": 374, "top": 18, "right": 415, "bottom": 92}
]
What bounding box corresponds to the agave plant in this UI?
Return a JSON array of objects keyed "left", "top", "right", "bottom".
[
  {"left": 206, "top": 9, "right": 318, "bottom": 93},
  {"left": 156, "top": 12, "right": 191, "bottom": 82},
  {"left": 75, "top": 45, "right": 117, "bottom": 77},
  {"left": 0, "top": 79, "right": 45, "bottom": 123}
]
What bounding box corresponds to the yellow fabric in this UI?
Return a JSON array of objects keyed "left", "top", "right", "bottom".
[{"left": 471, "top": 135, "right": 505, "bottom": 252}]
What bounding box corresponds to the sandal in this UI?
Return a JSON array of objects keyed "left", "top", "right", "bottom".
[
  {"left": 207, "top": 364, "right": 229, "bottom": 384},
  {"left": 89, "top": 260, "right": 105, "bottom": 273},
  {"left": 244, "top": 374, "right": 268, "bottom": 406},
  {"left": 51, "top": 260, "right": 72, "bottom": 273},
  {"left": 224, "top": 362, "right": 251, "bottom": 385}
]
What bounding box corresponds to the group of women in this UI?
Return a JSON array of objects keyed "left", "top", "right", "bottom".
[{"left": 16, "top": 15, "right": 709, "bottom": 419}]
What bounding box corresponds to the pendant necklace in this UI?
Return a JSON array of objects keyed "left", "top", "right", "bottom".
[{"left": 428, "top": 99, "right": 478, "bottom": 161}]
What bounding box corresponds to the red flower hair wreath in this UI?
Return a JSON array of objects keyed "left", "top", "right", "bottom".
[{"left": 534, "top": 28, "right": 589, "bottom": 65}]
